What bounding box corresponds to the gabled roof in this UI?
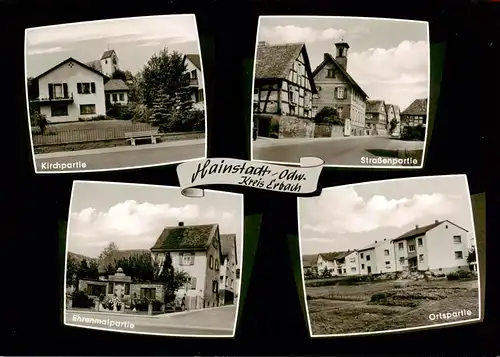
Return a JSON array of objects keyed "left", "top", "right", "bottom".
[
  {"left": 312, "top": 53, "right": 368, "bottom": 99},
  {"left": 391, "top": 220, "right": 468, "bottom": 243},
  {"left": 318, "top": 251, "right": 351, "bottom": 262},
  {"left": 101, "top": 50, "right": 116, "bottom": 60},
  {"left": 150, "top": 223, "right": 218, "bottom": 252},
  {"left": 254, "top": 42, "right": 317, "bottom": 94},
  {"left": 104, "top": 79, "right": 129, "bottom": 91},
  {"left": 220, "top": 233, "right": 237, "bottom": 265},
  {"left": 358, "top": 240, "right": 389, "bottom": 252},
  {"left": 34, "top": 57, "right": 109, "bottom": 80},
  {"left": 366, "top": 100, "right": 386, "bottom": 114},
  {"left": 402, "top": 98, "right": 428, "bottom": 116},
  {"left": 385, "top": 104, "right": 394, "bottom": 114},
  {"left": 185, "top": 54, "right": 201, "bottom": 70}
]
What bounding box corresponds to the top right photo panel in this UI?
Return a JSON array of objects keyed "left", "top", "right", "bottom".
[{"left": 251, "top": 16, "right": 430, "bottom": 169}]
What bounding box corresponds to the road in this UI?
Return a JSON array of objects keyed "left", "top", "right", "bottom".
[
  {"left": 253, "top": 136, "right": 425, "bottom": 167},
  {"left": 35, "top": 140, "right": 205, "bottom": 172},
  {"left": 65, "top": 305, "right": 236, "bottom": 336}
]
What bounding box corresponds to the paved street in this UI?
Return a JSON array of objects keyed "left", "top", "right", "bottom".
[
  {"left": 253, "top": 136, "right": 425, "bottom": 167},
  {"left": 65, "top": 305, "right": 236, "bottom": 336},
  {"left": 35, "top": 139, "right": 205, "bottom": 172}
]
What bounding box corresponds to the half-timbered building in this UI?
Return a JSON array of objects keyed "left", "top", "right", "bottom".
[
  {"left": 311, "top": 41, "right": 369, "bottom": 137},
  {"left": 401, "top": 98, "right": 428, "bottom": 128},
  {"left": 365, "top": 100, "right": 388, "bottom": 136},
  {"left": 253, "top": 42, "right": 317, "bottom": 119}
]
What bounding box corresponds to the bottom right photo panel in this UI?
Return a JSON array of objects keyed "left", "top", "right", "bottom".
[{"left": 298, "top": 174, "right": 483, "bottom": 337}]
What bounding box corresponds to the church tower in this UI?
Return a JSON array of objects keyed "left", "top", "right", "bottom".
[
  {"left": 99, "top": 49, "right": 119, "bottom": 77},
  {"left": 335, "top": 41, "right": 350, "bottom": 71}
]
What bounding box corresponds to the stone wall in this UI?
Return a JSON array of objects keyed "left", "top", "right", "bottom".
[
  {"left": 278, "top": 116, "right": 315, "bottom": 139},
  {"left": 331, "top": 125, "right": 344, "bottom": 137}
]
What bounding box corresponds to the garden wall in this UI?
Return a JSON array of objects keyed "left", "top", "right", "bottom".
[
  {"left": 278, "top": 116, "right": 315, "bottom": 139},
  {"left": 314, "top": 124, "right": 344, "bottom": 138}
]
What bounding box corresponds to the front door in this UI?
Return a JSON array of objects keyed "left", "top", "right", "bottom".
[{"left": 367, "top": 266, "right": 372, "bottom": 274}]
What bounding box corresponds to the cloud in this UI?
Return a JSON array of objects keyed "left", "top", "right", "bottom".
[
  {"left": 300, "top": 186, "right": 460, "bottom": 235},
  {"left": 259, "top": 25, "right": 345, "bottom": 44},
  {"left": 137, "top": 41, "right": 162, "bottom": 47},
  {"left": 26, "top": 46, "right": 67, "bottom": 55},
  {"left": 25, "top": 15, "right": 198, "bottom": 47},
  {"left": 68, "top": 200, "right": 237, "bottom": 254},
  {"left": 347, "top": 40, "right": 429, "bottom": 108}
]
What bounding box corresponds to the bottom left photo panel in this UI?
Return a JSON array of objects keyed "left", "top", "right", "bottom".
[{"left": 63, "top": 181, "right": 244, "bottom": 338}]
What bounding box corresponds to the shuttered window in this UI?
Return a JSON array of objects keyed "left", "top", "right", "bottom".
[{"left": 179, "top": 253, "right": 195, "bottom": 266}]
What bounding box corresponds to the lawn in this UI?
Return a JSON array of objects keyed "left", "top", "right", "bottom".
[{"left": 307, "top": 278, "right": 480, "bottom": 335}]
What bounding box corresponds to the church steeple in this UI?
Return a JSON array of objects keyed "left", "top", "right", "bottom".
[{"left": 335, "top": 39, "right": 350, "bottom": 71}]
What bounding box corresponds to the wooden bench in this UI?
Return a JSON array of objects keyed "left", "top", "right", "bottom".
[{"left": 124, "top": 130, "right": 160, "bottom": 146}]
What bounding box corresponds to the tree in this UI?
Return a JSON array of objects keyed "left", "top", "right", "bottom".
[
  {"left": 115, "top": 252, "right": 156, "bottom": 282},
  {"left": 128, "top": 72, "right": 145, "bottom": 103},
  {"left": 155, "top": 253, "right": 189, "bottom": 305},
  {"left": 77, "top": 259, "right": 90, "bottom": 279},
  {"left": 111, "top": 69, "right": 127, "bottom": 81},
  {"left": 27, "top": 76, "right": 39, "bottom": 100},
  {"left": 313, "top": 106, "right": 343, "bottom": 125},
  {"left": 88, "top": 260, "right": 100, "bottom": 280},
  {"left": 467, "top": 247, "right": 477, "bottom": 264},
  {"left": 389, "top": 118, "right": 398, "bottom": 134},
  {"left": 321, "top": 266, "right": 332, "bottom": 279},
  {"left": 140, "top": 48, "right": 187, "bottom": 108},
  {"left": 149, "top": 87, "right": 176, "bottom": 132},
  {"left": 99, "top": 242, "right": 119, "bottom": 271},
  {"left": 66, "top": 255, "right": 79, "bottom": 286}
]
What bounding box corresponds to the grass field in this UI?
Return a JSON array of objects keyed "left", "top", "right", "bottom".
[{"left": 307, "top": 279, "right": 480, "bottom": 335}]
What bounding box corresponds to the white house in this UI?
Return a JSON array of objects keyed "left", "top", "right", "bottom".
[
  {"left": 392, "top": 219, "right": 471, "bottom": 274},
  {"left": 358, "top": 239, "right": 396, "bottom": 275},
  {"left": 339, "top": 250, "right": 361, "bottom": 276},
  {"left": 86, "top": 49, "right": 120, "bottom": 78},
  {"left": 219, "top": 234, "right": 240, "bottom": 305},
  {"left": 104, "top": 79, "right": 130, "bottom": 105},
  {"left": 150, "top": 222, "right": 222, "bottom": 309},
  {"left": 31, "top": 57, "right": 108, "bottom": 123},
  {"left": 183, "top": 54, "right": 205, "bottom": 110}
]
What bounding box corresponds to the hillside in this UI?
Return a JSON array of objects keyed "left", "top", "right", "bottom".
[{"left": 302, "top": 253, "right": 318, "bottom": 266}]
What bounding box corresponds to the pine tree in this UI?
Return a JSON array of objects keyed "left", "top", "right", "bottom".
[
  {"left": 167, "top": 85, "right": 195, "bottom": 132},
  {"left": 149, "top": 87, "right": 175, "bottom": 132}
]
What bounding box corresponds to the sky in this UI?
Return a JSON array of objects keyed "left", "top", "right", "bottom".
[
  {"left": 257, "top": 17, "right": 429, "bottom": 110},
  {"left": 25, "top": 15, "right": 201, "bottom": 77},
  {"left": 67, "top": 182, "right": 243, "bottom": 261},
  {"left": 299, "top": 175, "right": 475, "bottom": 255}
]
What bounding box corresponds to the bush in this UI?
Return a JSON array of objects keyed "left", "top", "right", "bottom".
[
  {"left": 132, "top": 298, "right": 163, "bottom": 312},
  {"left": 401, "top": 124, "right": 425, "bottom": 141},
  {"left": 130, "top": 103, "right": 152, "bottom": 123},
  {"left": 71, "top": 290, "right": 94, "bottom": 308},
  {"left": 447, "top": 270, "right": 474, "bottom": 281},
  {"left": 370, "top": 292, "right": 388, "bottom": 302},
  {"left": 106, "top": 103, "right": 133, "bottom": 120},
  {"left": 78, "top": 115, "right": 111, "bottom": 122},
  {"left": 31, "top": 110, "right": 49, "bottom": 134}
]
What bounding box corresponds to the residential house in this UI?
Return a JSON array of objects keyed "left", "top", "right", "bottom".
[
  {"left": 392, "top": 220, "right": 470, "bottom": 274},
  {"left": 393, "top": 105, "right": 401, "bottom": 137},
  {"left": 358, "top": 239, "right": 396, "bottom": 275},
  {"left": 317, "top": 251, "right": 348, "bottom": 276},
  {"left": 86, "top": 49, "right": 120, "bottom": 77},
  {"left": 183, "top": 54, "right": 205, "bottom": 110},
  {"left": 385, "top": 104, "right": 401, "bottom": 137},
  {"left": 219, "top": 234, "right": 239, "bottom": 305},
  {"left": 335, "top": 250, "right": 361, "bottom": 276},
  {"left": 401, "top": 98, "right": 428, "bottom": 129},
  {"left": 365, "top": 100, "right": 388, "bottom": 136},
  {"left": 150, "top": 221, "right": 222, "bottom": 309},
  {"left": 312, "top": 41, "right": 369, "bottom": 137},
  {"left": 104, "top": 79, "right": 130, "bottom": 105},
  {"left": 302, "top": 260, "right": 314, "bottom": 276},
  {"left": 253, "top": 42, "right": 317, "bottom": 121},
  {"left": 30, "top": 57, "right": 108, "bottom": 123}
]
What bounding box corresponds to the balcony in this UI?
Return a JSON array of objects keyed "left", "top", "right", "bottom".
[
  {"left": 188, "top": 78, "right": 199, "bottom": 87},
  {"left": 31, "top": 93, "right": 74, "bottom": 104}
]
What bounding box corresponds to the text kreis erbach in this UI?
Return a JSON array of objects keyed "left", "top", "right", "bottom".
[{"left": 191, "top": 159, "right": 307, "bottom": 192}]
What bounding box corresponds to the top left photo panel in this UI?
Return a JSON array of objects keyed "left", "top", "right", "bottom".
[{"left": 25, "top": 14, "right": 207, "bottom": 174}]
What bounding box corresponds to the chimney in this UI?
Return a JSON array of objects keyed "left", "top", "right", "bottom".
[
  {"left": 435, "top": 220, "right": 439, "bottom": 224},
  {"left": 324, "top": 53, "right": 329, "bottom": 62},
  {"left": 178, "top": 222, "right": 184, "bottom": 227},
  {"left": 415, "top": 224, "right": 419, "bottom": 229},
  {"left": 258, "top": 41, "right": 268, "bottom": 47}
]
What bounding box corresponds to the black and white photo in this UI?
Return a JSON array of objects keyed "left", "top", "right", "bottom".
[
  {"left": 298, "top": 175, "right": 481, "bottom": 336},
  {"left": 64, "top": 181, "right": 243, "bottom": 337},
  {"left": 26, "top": 15, "right": 207, "bottom": 174},
  {"left": 251, "top": 16, "right": 430, "bottom": 168}
]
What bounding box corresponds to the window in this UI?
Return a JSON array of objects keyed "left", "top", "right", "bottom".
[
  {"left": 112, "top": 57, "right": 117, "bottom": 65},
  {"left": 235, "top": 268, "right": 240, "bottom": 279},
  {"left": 351, "top": 267, "right": 356, "bottom": 272},
  {"left": 350, "top": 257, "right": 355, "bottom": 263},
  {"left": 50, "top": 104, "right": 68, "bottom": 117},
  {"left": 119, "top": 93, "right": 125, "bottom": 101},
  {"left": 188, "top": 277, "right": 197, "bottom": 290},
  {"left": 385, "top": 261, "right": 390, "bottom": 265},
  {"left": 112, "top": 93, "right": 118, "bottom": 102},
  {"left": 215, "top": 259, "right": 219, "bottom": 271},
  {"left": 212, "top": 280, "right": 218, "bottom": 293},
  {"left": 361, "top": 264, "right": 365, "bottom": 269},
  {"left": 190, "top": 70, "right": 197, "bottom": 79},
  {"left": 360, "top": 253, "right": 364, "bottom": 259},
  {"left": 366, "top": 255, "right": 371, "bottom": 261},
  {"left": 336, "top": 87, "right": 345, "bottom": 99},
  {"left": 124, "top": 283, "right": 130, "bottom": 295},
  {"left": 77, "top": 82, "right": 96, "bottom": 94},
  {"left": 453, "top": 235, "right": 462, "bottom": 244},
  {"left": 179, "top": 253, "right": 195, "bottom": 266},
  {"left": 384, "top": 249, "right": 390, "bottom": 256},
  {"left": 87, "top": 284, "right": 106, "bottom": 296},
  {"left": 80, "top": 104, "right": 96, "bottom": 115},
  {"left": 140, "top": 288, "right": 156, "bottom": 300},
  {"left": 327, "top": 69, "right": 335, "bottom": 78},
  {"left": 408, "top": 244, "right": 416, "bottom": 252},
  {"left": 418, "top": 238, "right": 423, "bottom": 246},
  {"left": 399, "top": 257, "right": 405, "bottom": 264},
  {"left": 105, "top": 59, "right": 108, "bottom": 64},
  {"left": 48, "top": 83, "right": 68, "bottom": 99},
  {"left": 455, "top": 251, "right": 463, "bottom": 259},
  {"left": 209, "top": 255, "right": 214, "bottom": 269},
  {"left": 343, "top": 268, "right": 346, "bottom": 274},
  {"left": 419, "top": 254, "right": 424, "bottom": 263}
]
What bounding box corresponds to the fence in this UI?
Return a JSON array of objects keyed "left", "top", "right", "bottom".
[{"left": 31, "top": 123, "right": 154, "bottom": 146}]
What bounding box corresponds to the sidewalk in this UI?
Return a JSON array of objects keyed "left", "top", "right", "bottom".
[{"left": 36, "top": 138, "right": 206, "bottom": 159}]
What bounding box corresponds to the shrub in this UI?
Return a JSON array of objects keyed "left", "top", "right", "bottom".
[
  {"left": 78, "top": 115, "right": 111, "bottom": 122},
  {"left": 447, "top": 270, "right": 474, "bottom": 281},
  {"left": 31, "top": 110, "right": 49, "bottom": 134},
  {"left": 370, "top": 292, "right": 388, "bottom": 302},
  {"left": 132, "top": 298, "right": 163, "bottom": 312},
  {"left": 71, "top": 290, "right": 94, "bottom": 308},
  {"left": 183, "top": 109, "right": 205, "bottom": 132},
  {"left": 106, "top": 103, "right": 133, "bottom": 120},
  {"left": 401, "top": 124, "right": 425, "bottom": 141},
  {"left": 130, "top": 103, "right": 152, "bottom": 123}
]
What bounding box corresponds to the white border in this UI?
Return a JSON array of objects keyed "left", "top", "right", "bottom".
[
  {"left": 250, "top": 16, "right": 432, "bottom": 170},
  {"left": 25, "top": 14, "right": 208, "bottom": 174},
  {"left": 63, "top": 180, "right": 244, "bottom": 338},
  {"left": 296, "top": 174, "right": 482, "bottom": 337}
]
